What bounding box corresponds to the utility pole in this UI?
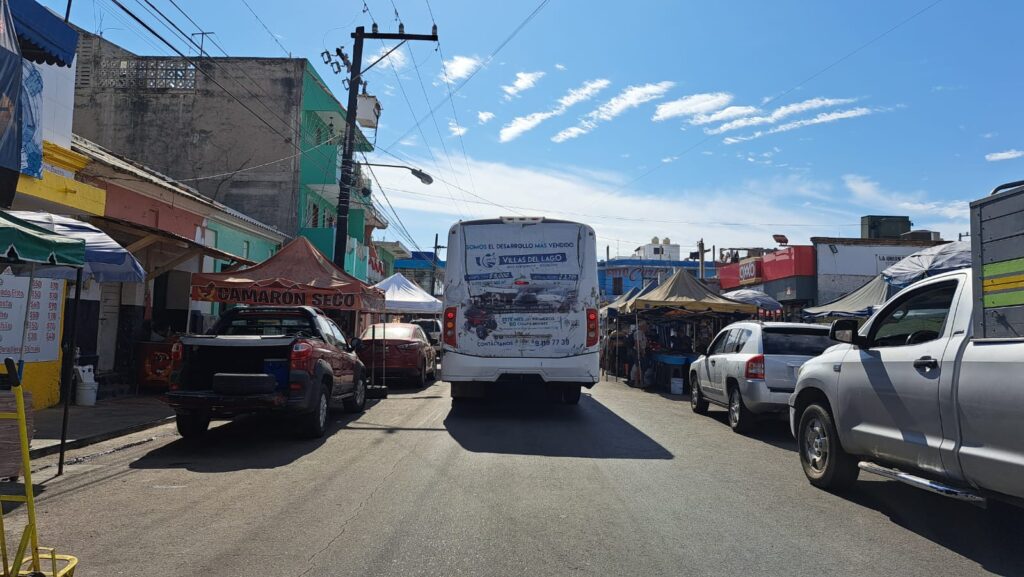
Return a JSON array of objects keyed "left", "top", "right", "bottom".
[
  {"left": 430, "top": 233, "right": 446, "bottom": 296},
  {"left": 332, "top": 24, "right": 438, "bottom": 268},
  {"left": 697, "top": 238, "right": 706, "bottom": 280}
]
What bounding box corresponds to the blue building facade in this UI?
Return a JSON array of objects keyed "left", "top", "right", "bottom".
[
  {"left": 599, "top": 259, "right": 717, "bottom": 299},
  {"left": 394, "top": 251, "right": 446, "bottom": 296}
]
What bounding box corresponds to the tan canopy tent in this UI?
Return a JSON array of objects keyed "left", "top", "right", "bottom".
[{"left": 629, "top": 269, "right": 757, "bottom": 315}]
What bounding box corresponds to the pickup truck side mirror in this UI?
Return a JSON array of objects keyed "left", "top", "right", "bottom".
[
  {"left": 349, "top": 338, "right": 364, "bottom": 352},
  {"left": 829, "top": 319, "right": 865, "bottom": 347}
]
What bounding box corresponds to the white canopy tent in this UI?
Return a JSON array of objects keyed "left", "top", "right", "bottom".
[{"left": 373, "top": 273, "right": 442, "bottom": 315}]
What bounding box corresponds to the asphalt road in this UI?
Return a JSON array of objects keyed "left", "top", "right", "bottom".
[{"left": 10, "top": 378, "right": 1024, "bottom": 577}]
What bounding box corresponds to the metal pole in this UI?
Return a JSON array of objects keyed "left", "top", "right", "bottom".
[
  {"left": 64, "top": 0, "right": 73, "bottom": 22},
  {"left": 332, "top": 26, "right": 365, "bottom": 268},
  {"left": 57, "top": 267, "right": 83, "bottom": 476},
  {"left": 15, "top": 264, "right": 36, "bottom": 379}
]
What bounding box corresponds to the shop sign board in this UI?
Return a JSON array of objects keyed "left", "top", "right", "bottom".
[
  {"left": 0, "top": 271, "right": 63, "bottom": 362},
  {"left": 814, "top": 242, "right": 926, "bottom": 276},
  {"left": 738, "top": 257, "right": 763, "bottom": 286}
]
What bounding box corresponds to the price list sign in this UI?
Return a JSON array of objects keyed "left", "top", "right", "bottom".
[{"left": 0, "top": 271, "right": 64, "bottom": 362}]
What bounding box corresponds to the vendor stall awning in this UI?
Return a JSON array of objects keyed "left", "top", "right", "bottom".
[
  {"left": 373, "top": 273, "right": 441, "bottom": 315},
  {"left": 631, "top": 269, "right": 756, "bottom": 315},
  {"left": 85, "top": 215, "right": 254, "bottom": 277},
  {"left": 0, "top": 209, "right": 84, "bottom": 266},
  {"left": 190, "top": 237, "right": 383, "bottom": 312},
  {"left": 9, "top": 0, "right": 78, "bottom": 67},
  {"left": 803, "top": 275, "right": 893, "bottom": 318},
  {"left": 10, "top": 211, "right": 145, "bottom": 282}
]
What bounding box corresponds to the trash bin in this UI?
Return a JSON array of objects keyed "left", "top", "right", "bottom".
[
  {"left": 670, "top": 377, "right": 685, "bottom": 395},
  {"left": 74, "top": 365, "right": 98, "bottom": 406}
]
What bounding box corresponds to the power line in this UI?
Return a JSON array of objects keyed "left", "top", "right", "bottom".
[
  {"left": 619, "top": 0, "right": 947, "bottom": 191},
  {"left": 385, "top": 0, "right": 551, "bottom": 149},
  {"left": 239, "top": 0, "right": 290, "bottom": 56}
]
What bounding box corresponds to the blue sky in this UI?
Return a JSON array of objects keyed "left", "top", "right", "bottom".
[{"left": 48, "top": 0, "right": 1024, "bottom": 257}]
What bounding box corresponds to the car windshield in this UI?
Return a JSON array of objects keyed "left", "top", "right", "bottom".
[
  {"left": 360, "top": 324, "right": 417, "bottom": 340},
  {"left": 215, "top": 314, "right": 315, "bottom": 337},
  {"left": 762, "top": 328, "right": 833, "bottom": 356}
]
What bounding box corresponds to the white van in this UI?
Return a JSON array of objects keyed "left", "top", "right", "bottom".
[{"left": 441, "top": 217, "right": 600, "bottom": 403}]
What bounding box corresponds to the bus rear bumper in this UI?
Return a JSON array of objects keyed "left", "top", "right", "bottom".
[{"left": 441, "top": 351, "right": 599, "bottom": 386}]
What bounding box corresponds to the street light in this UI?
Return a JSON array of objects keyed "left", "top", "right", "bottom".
[{"left": 361, "top": 163, "right": 433, "bottom": 185}]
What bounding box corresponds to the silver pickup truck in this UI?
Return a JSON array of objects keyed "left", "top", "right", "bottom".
[{"left": 789, "top": 269, "right": 1024, "bottom": 507}]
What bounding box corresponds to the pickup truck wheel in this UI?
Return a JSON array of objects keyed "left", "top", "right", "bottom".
[
  {"left": 690, "top": 376, "right": 709, "bottom": 415},
  {"left": 342, "top": 376, "right": 367, "bottom": 413},
  {"left": 728, "top": 387, "right": 754, "bottom": 433},
  {"left": 301, "top": 386, "right": 330, "bottom": 438},
  {"left": 798, "top": 403, "right": 859, "bottom": 490},
  {"left": 176, "top": 414, "right": 209, "bottom": 439}
]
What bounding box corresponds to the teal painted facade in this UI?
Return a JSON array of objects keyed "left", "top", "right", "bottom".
[{"left": 206, "top": 219, "right": 279, "bottom": 265}]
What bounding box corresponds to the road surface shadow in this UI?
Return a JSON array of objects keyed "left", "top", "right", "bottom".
[
  {"left": 444, "top": 390, "right": 672, "bottom": 460},
  {"left": 702, "top": 408, "right": 796, "bottom": 453},
  {"left": 128, "top": 403, "right": 377, "bottom": 473},
  {"left": 0, "top": 482, "right": 44, "bottom": 514},
  {"left": 844, "top": 477, "right": 1024, "bottom": 575}
]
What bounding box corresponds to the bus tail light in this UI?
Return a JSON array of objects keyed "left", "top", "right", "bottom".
[
  {"left": 586, "top": 308, "right": 599, "bottom": 347},
  {"left": 745, "top": 355, "right": 765, "bottom": 379},
  {"left": 443, "top": 307, "right": 457, "bottom": 347}
]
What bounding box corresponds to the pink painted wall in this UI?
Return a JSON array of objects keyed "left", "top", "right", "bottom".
[{"left": 101, "top": 182, "right": 203, "bottom": 239}]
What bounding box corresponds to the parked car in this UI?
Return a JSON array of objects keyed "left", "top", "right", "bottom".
[
  {"left": 790, "top": 270, "right": 1024, "bottom": 507},
  {"left": 409, "top": 317, "right": 442, "bottom": 355},
  {"left": 165, "top": 306, "right": 367, "bottom": 439},
  {"left": 358, "top": 323, "right": 438, "bottom": 386},
  {"left": 689, "top": 322, "right": 833, "bottom": 433}
]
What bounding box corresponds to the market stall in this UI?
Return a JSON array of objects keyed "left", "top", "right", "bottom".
[
  {"left": 373, "top": 272, "right": 442, "bottom": 316},
  {"left": 722, "top": 288, "right": 783, "bottom": 319},
  {"left": 802, "top": 274, "right": 893, "bottom": 319},
  {"left": 882, "top": 240, "right": 969, "bottom": 288},
  {"left": 624, "top": 270, "right": 757, "bottom": 392},
  {"left": 189, "top": 236, "right": 384, "bottom": 337}
]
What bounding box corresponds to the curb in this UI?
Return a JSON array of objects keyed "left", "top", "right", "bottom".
[{"left": 29, "top": 416, "right": 175, "bottom": 460}]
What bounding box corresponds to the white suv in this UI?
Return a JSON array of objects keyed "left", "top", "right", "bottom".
[{"left": 689, "top": 322, "right": 833, "bottom": 433}]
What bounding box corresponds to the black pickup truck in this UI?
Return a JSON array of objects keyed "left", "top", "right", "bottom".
[{"left": 165, "top": 306, "right": 368, "bottom": 439}]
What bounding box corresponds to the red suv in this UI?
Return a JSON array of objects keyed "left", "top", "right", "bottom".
[{"left": 166, "top": 306, "right": 368, "bottom": 439}]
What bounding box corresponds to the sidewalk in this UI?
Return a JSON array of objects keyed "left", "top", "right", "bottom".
[{"left": 29, "top": 395, "right": 174, "bottom": 458}]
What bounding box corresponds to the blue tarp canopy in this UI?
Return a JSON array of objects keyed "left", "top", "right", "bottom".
[
  {"left": 10, "top": 211, "right": 145, "bottom": 282},
  {"left": 9, "top": 0, "right": 78, "bottom": 67},
  {"left": 722, "top": 289, "right": 783, "bottom": 312}
]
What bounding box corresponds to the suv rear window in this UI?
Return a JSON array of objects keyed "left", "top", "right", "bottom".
[{"left": 762, "top": 328, "right": 833, "bottom": 356}]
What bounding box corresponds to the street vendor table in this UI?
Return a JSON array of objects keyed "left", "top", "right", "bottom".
[{"left": 652, "top": 352, "right": 699, "bottom": 390}]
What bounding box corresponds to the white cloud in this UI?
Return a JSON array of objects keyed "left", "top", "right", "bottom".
[
  {"left": 368, "top": 45, "right": 407, "bottom": 71},
  {"left": 842, "top": 174, "right": 968, "bottom": 220},
  {"left": 690, "top": 105, "right": 760, "bottom": 125},
  {"left": 553, "top": 81, "right": 674, "bottom": 142},
  {"left": 709, "top": 97, "right": 857, "bottom": 134},
  {"left": 367, "top": 152, "right": 864, "bottom": 250},
  {"left": 501, "top": 71, "right": 545, "bottom": 100},
  {"left": 477, "top": 111, "right": 495, "bottom": 125},
  {"left": 652, "top": 92, "right": 733, "bottom": 122},
  {"left": 985, "top": 149, "right": 1024, "bottom": 162},
  {"left": 555, "top": 63, "right": 566, "bottom": 71},
  {"left": 981, "top": 132, "right": 997, "bottom": 139},
  {"left": 499, "top": 79, "right": 611, "bottom": 142},
  {"left": 723, "top": 107, "right": 872, "bottom": 144},
  {"left": 448, "top": 119, "right": 467, "bottom": 137},
  {"left": 398, "top": 135, "right": 418, "bottom": 147},
  {"left": 439, "top": 55, "right": 481, "bottom": 84},
  {"left": 661, "top": 156, "right": 678, "bottom": 163}
]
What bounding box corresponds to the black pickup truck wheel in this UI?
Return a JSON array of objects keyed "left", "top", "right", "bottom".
[{"left": 300, "top": 385, "right": 330, "bottom": 438}]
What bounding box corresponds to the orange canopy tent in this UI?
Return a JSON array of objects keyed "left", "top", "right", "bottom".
[{"left": 190, "top": 237, "right": 384, "bottom": 312}]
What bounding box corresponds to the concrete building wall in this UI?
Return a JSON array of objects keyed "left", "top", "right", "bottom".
[{"left": 72, "top": 32, "right": 304, "bottom": 236}]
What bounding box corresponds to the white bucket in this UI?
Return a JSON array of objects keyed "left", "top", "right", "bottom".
[
  {"left": 74, "top": 365, "right": 98, "bottom": 406},
  {"left": 670, "top": 377, "right": 685, "bottom": 395}
]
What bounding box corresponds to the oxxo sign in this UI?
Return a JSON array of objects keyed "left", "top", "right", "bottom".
[{"left": 738, "top": 258, "right": 763, "bottom": 285}]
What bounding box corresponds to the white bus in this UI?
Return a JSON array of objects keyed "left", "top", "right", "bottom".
[{"left": 440, "top": 217, "right": 600, "bottom": 403}]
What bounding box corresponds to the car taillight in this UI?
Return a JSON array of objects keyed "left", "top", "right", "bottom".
[
  {"left": 443, "top": 307, "right": 457, "bottom": 347},
  {"left": 745, "top": 354, "right": 765, "bottom": 379},
  {"left": 290, "top": 341, "right": 313, "bottom": 371},
  {"left": 586, "top": 308, "right": 599, "bottom": 347},
  {"left": 170, "top": 341, "right": 183, "bottom": 362}
]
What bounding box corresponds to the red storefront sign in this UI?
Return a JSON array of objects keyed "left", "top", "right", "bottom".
[
  {"left": 738, "top": 257, "right": 763, "bottom": 286},
  {"left": 718, "top": 262, "right": 741, "bottom": 290},
  {"left": 763, "top": 246, "right": 815, "bottom": 281}
]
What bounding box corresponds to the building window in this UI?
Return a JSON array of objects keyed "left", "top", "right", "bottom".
[
  {"left": 653, "top": 247, "right": 663, "bottom": 255},
  {"left": 326, "top": 215, "right": 335, "bottom": 228},
  {"left": 613, "top": 277, "right": 624, "bottom": 295},
  {"left": 242, "top": 241, "right": 250, "bottom": 259},
  {"left": 97, "top": 58, "right": 196, "bottom": 90},
  {"left": 310, "top": 203, "right": 320, "bottom": 228}
]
